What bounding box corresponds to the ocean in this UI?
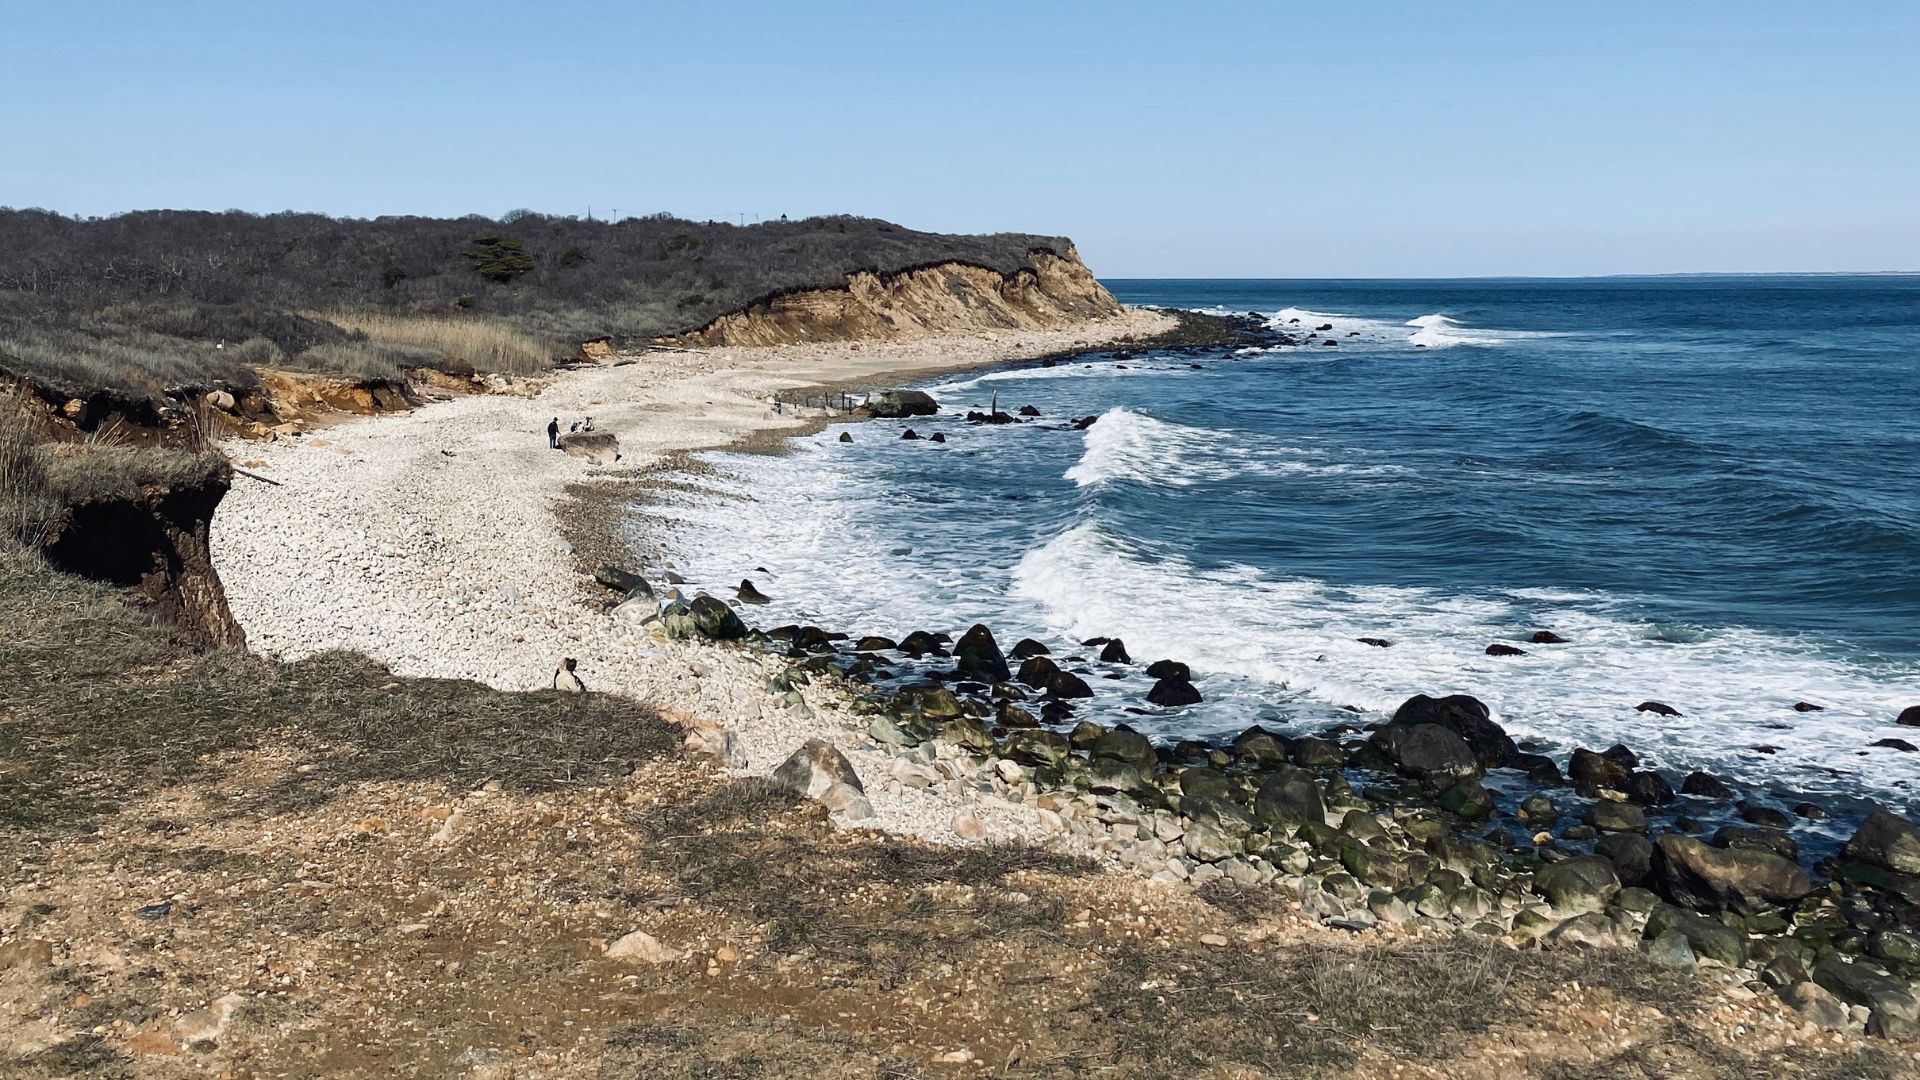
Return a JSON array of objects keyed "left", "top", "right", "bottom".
[{"left": 647, "top": 276, "right": 1920, "bottom": 812}]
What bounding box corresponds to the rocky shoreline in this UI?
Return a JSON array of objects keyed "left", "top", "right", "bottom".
[{"left": 209, "top": 309, "right": 1918, "bottom": 1049}]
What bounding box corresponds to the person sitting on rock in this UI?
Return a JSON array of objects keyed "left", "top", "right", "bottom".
[
  {"left": 547, "top": 418, "right": 560, "bottom": 449},
  {"left": 581, "top": 416, "right": 595, "bottom": 432},
  {"left": 570, "top": 419, "right": 581, "bottom": 433},
  {"left": 553, "top": 657, "right": 586, "bottom": 693}
]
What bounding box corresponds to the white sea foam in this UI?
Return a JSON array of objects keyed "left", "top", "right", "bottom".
[
  {"left": 1011, "top": 523, "right": 1920, "bottom": 802},
  {"left": 1062, "top": 407, "right": 1406, "bottom": 488}
]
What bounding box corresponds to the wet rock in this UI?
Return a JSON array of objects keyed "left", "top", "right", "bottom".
[
  {"left": 953, "top": 623, "right": 1012, "bottom": 683},
  {"left": 1016, "top": 654, "right": 1060, "bottom": 688},
  {"left": 1680, "top": 771, "right": 1733, "bottom": 800},
  {"left": 1587, "top": 802, "right": 1648, "bottom": 834},
  {"left": 1047, "top": 671, "right": 1094, "bottom": 699},
  {"left": 1535, "top": 855, "right": 1622, "bottom": 914},
  {"left": 929, "top": 431, "right": 947, "bottom": 444},
  {"left": 1569, "top": 748, "right": 1632, "bottom": 791},
  {"left": 1635, "top": 701, "right": 1682, "bottom": 717},
  {"left": 1392, "top": 693, "right": 1516, "bottom": 768},
  {"left": 1068, "top": 720, "right": 1106, "bottom": 750},
  {"left": 1090, "top": 758, "right": 1154, "bottom": 797},
  {"left": 838, "top": 431, "right": 854, "bottom": 443},
  {"left": 1009, "top": 638, "right": 1050, "bottom": 660},
  {"left": 736, "top": 579, "right": 771, "bottom": 605},
  {"left": 771, "top": 739, "right": 864, "bottom": 799},
  {"left": 1713, "top": 826, "right": 1798, "bottom": 861},
  {"left": 1792, "top": 701, "right": 1825, "bottom": 712},
  {"left": 898, "top": 630, "right": 946, "bottom": 656},
  {"left": 1098, "top": 638, "right": 1131, "bottom": 664},
  {"left": 1018, "top": 404, "right": 1041, "bottom": 417},
  {"left": 899, "top": 428, "right": 921, "bottom": 440},
  {"left": 594, "top": 564, "right": 653, "bottom": 598},
  {"left": 1519, "top": 794, "right": 1560, "bottom": 826},
  {"left": 1873, "top": 737, "right": 1917, "bottom": 752},
  {"left": 1625, "top": 771, "right": 1676, "bottom": 806},
  {"left": 1290, "top": 736, "right": 1346, "bottom": 768},
  {"left": 1597, "top": 832, "right": 1654, "bottom": 887},
  {"left": 1371, "top": 723, "right": 1481, "bottom": 787},
  {"left": 1602, "top": 744, "right": 1639, "bottom": 769},
  {"left": 1357, "top": 637, "right": 1392, "bottom": 648},
  {"left": 1838, "top": 807, "right": 1920, "bottom": 903},
  {"left": 1650, "top": 833, "right": 1813, "bottom": 914},
  {"left": 1738, "top": 802, "right": 1793, "bottom": 829},
  {"left": 1530, "top": 630, "right": 1568, "bottom": 644},
  {"left": 866, "top": 389, "right": 938, "bottom": 418},
  {"left": 1145, "top": 659, "right": 1191, "bottom": 681},
  {"left": 854, "top": 635, "right": 896, "bottom": 652},
  {"left": 1230, "top": 726, "right": 1288, "bottom": 767},
  {"left": 1147, "top": 678, "right": 1203, "bottom": 707},
  {"left": 996, "top": 700, "right": 1039, "bottom": 729},
  {"left": 1896, "top": 705, "right": 1920, "bottom": 726},
  {"left": 1439, "top": 778, "right": 1493, "bottom": 820},
  {"left": 1485, "top": 643, "right": 1527, "bottom": 657}
]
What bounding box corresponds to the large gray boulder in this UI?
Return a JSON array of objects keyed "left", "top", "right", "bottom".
[
  {"left": 1813, "top": 957, "right": 1919, "bottom": 1038},
  {"left": 865, "top": 390, "right": 939, "bottom": 418},
  {"left": 677, "top": 595, "right": 747, "bottom": 640},
  {"left": 771, "top": 739, "right": 864, "bottom": 800},
  {"left": 1650, "top": 833, "right": 1813, "bottom": 914},
  {"left": 1253, "top": 768, "right": 1326, "bottom": 828},
  {"left": 1391, "top": 693, "right": 1516, "bottom": 768}
]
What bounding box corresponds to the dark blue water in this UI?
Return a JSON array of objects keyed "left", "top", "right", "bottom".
[{"left": 659, "top": 276, "right": 1920, "bottom": 804}]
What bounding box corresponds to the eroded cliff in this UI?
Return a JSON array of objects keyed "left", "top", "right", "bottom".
[{"left": 663, "top": 247, "right": 1123, "bottom": 348}]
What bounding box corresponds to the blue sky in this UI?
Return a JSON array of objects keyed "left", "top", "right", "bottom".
[{"left": 3, "top": 1, "right": 1916, "bottom": 276}]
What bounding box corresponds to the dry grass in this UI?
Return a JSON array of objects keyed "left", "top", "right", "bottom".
[
  {"left": 325, "top": 310, "right": 553, "bottom": 376},
  {"left": 0, "top": 539, "right": 680, "bottom": 829}
]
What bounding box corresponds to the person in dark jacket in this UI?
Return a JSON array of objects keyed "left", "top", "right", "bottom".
[{"left": 547, "top": 417, "right": 560, "bottom": 449}]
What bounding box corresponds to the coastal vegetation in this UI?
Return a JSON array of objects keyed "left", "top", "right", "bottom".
[{"left": 0, "top": 208, "right": 1075, "bottom": 402}]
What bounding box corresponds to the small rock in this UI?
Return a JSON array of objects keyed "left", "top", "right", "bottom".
[{"left": 607, "top": 930, "right": 687, "bottom": 964}]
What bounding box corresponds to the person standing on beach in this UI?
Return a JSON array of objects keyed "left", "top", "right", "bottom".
[
  {"left": 547, "top": 417, "right": 560, "bottom": 449},
  {"left": 553, "top": 657, "right": 585, "bottom": 693}
]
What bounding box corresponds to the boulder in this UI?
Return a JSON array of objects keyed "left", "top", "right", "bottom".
[
  {"left": 838, "top": 431, "right": 853, "bottom": 443},
  {"left": 1679, "top": 771, "right": 1732, "bottom": 800},
  {"left": 736, "top": 579, "right": 771, "bottom": 605},
  {"left": 1089, "top": 758, "right": 1153, "bottom": 797},
  {"left": 865, "top": 389, "right": 938, "bottom": 418},
  {"left": 953, "top": 624, "right": 1011, "bottom": 683},
  {"left": 1646, "top": 903, "right": 1747, "bottom": 968},
  {"left": 900, "top": 429, "right": 921, "bottom": 440},
  {"left": 854, "top": 635, "right": 897, "bottom": 652},
  {"left": 1254, "top": 769, "right": 1326, "bottom": 828},
  {"left": 1002, "top": 729, "right": 1071, "bottom": 770},
  {"left": 1738, "top": 802, "right": 1793, "bottom": 829},
  {"left": 558, "top": 431, "right": 620, "bottom": 464},
  {"left": 1047, "top": 671, "right": 1094, "bottom": 699},
  {"left": 1781, "top": 981, "right": 1854, "bottom": 1031},
  {"left": 1635, "top": 701, "right": 1681, "bottom": 717},
  {"left": 1485, "top": 643, "right": 1527, "bottom": 657},
  {"left": 1357, "top": 637, "right": 1392, "bottom": 648},
  {"left": 1712, "top": 826, "right": 1798, "bottom": 861},
  {"left": 771, "top": 739, "right": 864, "bottom": 800},
  {"left": 1092, "top": 726, "right": 1157, "bottom": 772},
  {"left": 1016, "top": 655, "right": 1060, "bottom": 689},
  {"left": 1439, "top": 778, "right": 1493, "bottom": 820},
  {"left": 1098, "top": 638, "right": 1131, "bottom": 664},
  {"left": 1597, "top": 832, "right": 1654, "bottom": 887},
  {"left": 1569, "top": 747, "right": 1631, "bottom": 791},
  {"left": 1144, "top": 659, "right": 1191, "bottom": 681},
  {"left": 1838, "top": 807, "right": 1920, "bottom": 903},
  {"left": 1535, "top": 855, "right": 1622, "bottom": 914},
  {"left": 1009, "top": 638, "right": 1050, "bottom": 660},
  {"left": 1290, "top": 736, "right": 1346, "bottom": 768},
  {"left": 1587, "top": 801, "right": 1648, "bottom": 834},
  {"left": 1230, "top": 726, "right": 1288, "bottom": 767},
  {"left": 1370, "top": 723, "right": 1481, "bottom": 787},
  {"left": 929, "top": 432, "right": 947, "bottom": 444},
  {"left": 1897, "top": 706, "right": 1920, "bottom": 727},
  {"left": 1873, "top": 738, "right": 1917, "bottom": 752},
  {"left": 1624, "top": 771, "right": 1676, "bottom": 806},
  {"left": 1391, "top": 694, "right": 1516, "bottom": 768},
  {"left": 685, "top": 595, "right": 748, "bottom": 640},
  {"left": 1179, "top": 766, "right": 1234, "bottom": 801},
  {"left": 1530, "top": 630, "right": 1568, "bottom": 644},
  {"left": 1147, "top": 679, "right": 1202, "bottom": 707},
  {"left": 594, "top": 565, "right": 653, "bottom": 598},
  {"left": 898, "top": 630, "right": 945, "bottom": 656},
  {"left": 1813, "top": 957, "right": 1919, "bottom": 1038},
  {"left": 1650, "top": 833, "right": 1813, "bottom": 914}
]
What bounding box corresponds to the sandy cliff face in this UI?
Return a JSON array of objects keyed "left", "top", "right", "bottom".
[{"left": 663, "top": 248, "right": 1123, "bottom": 348}]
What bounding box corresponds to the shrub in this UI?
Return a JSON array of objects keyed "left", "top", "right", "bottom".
[{"left": 464, "top": 234, "right": 535, "bottom": 283}]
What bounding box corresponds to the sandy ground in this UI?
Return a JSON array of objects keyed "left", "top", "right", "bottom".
[{"left": 211, "top": 309, "right": 1173, "bottom": 846}]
